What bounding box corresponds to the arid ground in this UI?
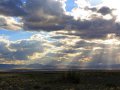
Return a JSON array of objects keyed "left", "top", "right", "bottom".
[{"left": 0, "top": 70, "right": 120, "bottom": 90}]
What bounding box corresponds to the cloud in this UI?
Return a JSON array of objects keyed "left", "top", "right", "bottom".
[
  {"left": 55, "top": 18, "right": 119, "bottom": 39},
  {"left": 1, "top": 32, "right": 120, "bottom": 69},
  {"left": 23, "top": 0, "right": 69, "bottom": 30},
  {"left": 0, "top": 0, "right": 25, "bottom": 30},
  {"left": 0, "top": 0, "right": 26, "bottom": 16},
  {"left": 75, "top": 0, "right": 90, "bottom": 8},
  {"left": 22, "top": 0, "right": 120, "bottom": 39},
  {"left": 0, "top": 15, "right": 22, "bottom": 30},
  {"left": 0, "top": 0, "right": 120, "bottom": 39},
  {"left": 97, "top": 6, "right": 112, "bottom": 15},
  {"left": 0, "top": 36, "right": 44, "bottom": 62},
  {"left": 1, "top": 0, "right": 120, "bottom": 69}
]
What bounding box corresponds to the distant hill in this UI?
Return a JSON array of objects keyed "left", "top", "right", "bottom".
[{"left": 1, "top": 63, "right": 120, "bottom": 72}]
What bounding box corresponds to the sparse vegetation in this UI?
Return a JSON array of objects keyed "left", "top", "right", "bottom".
[{"left": 0, "top": 71, "right": 120, "bottom": 90}]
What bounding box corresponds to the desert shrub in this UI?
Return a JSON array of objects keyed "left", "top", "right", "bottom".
[
  {"left": 33, "top": 85, "right": 41, "bottom": 89},
  {"left": 61, "top": 71, "right": 80, "bottom": 84}
]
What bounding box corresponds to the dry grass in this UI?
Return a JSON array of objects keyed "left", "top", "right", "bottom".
[{"left": 0, "top": 71, "right": 120, "bottom": 90}]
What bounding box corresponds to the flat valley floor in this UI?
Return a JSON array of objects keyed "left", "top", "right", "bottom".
[{"left": 0, "top": 70, "right": 120, "bottom": 90}]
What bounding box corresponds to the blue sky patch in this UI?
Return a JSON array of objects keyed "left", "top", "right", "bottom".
[
  {"left": 0, "top": 30, "right": 36, "bottom": 41},
  {"left": 65, "top": 0, "right": 77, "bottom": 12}
]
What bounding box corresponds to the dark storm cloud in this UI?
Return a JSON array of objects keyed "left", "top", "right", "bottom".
[
  {"left": 25, "top": 0, "right": 64, "bottom": 16},
  {"left": 0, "top": 0, "right": 25, "bottom": 30},
  {"left": 0, "top": 0, "right": 120, "bottom": 39},
  {"left": 97, "top": 6, "right": 112, "bottom": 15},
  {"left": 23, "top": 0, "right": 74, "bottom": 31},
  {"left": 0, "top": 0, "right": 71, "bottom": 30},
  {"left": 22, "top": 0, "right": 119, "bottom": 38},
  {"left": 0, "top": 0, "right": 26, "bottom": 16},
  {"left": 24, "top": 23, "right": 65, "bottom": 31},
  {"left": 64, "top": 18, "right": 120, "bottom": 39},
  {"left": 85, "top": 6, "right": 113, "bottom": 15}
]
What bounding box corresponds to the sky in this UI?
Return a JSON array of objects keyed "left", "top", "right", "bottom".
[{"left": 0, "top": 0, "right": 120, "bottom": 70}]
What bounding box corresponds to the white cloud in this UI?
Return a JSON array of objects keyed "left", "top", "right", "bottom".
[
  {"left": 97, "top": 0, "right": 120, "bottom": 22},
  {"left": 75, "top": 0, "right": 90, "bottom": 8},
  {"left": 0, "top": 15, "right": 22, "bottom": 30},
  {"left": 1, "top": 32, "right": 120, "bottom": 69}
]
